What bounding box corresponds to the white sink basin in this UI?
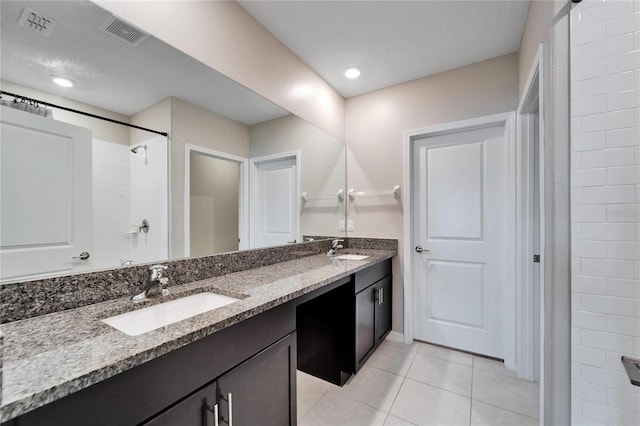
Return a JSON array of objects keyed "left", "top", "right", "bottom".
[
  {"left": 102, "top": 292, "right": 241, "bottom": 336},
  {"left": 335, "top": 254, "right": 369, "bottom": 261}
]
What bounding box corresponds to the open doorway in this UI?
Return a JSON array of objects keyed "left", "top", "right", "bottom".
[
  {"left": 516, "top": 44, "right": 545, "bottom": 384},
  {"left": 184, "top": 145, "right": 248, "bottom": 257}
]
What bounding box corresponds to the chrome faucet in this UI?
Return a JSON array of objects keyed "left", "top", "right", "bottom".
[
  {"left": 132, "top": 264, "right": 170, "bottom": 302},
  {"left": 327, "top": 239, "right": 344, "bottom": 256}
]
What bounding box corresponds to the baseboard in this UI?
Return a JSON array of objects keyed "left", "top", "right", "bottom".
[{"left": 385, "top": 331, "right": 405, "bottom": 343}]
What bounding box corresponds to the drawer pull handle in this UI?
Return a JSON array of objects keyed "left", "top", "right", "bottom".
[
  {"left": 205, "top": 403, "right": 219, "bottom": 426},
  {"left": 379, "top": 287, "right": 384, "bottom": 305},
  {"left": 221, "top": 392, "right": 233, "bottom": 425}
]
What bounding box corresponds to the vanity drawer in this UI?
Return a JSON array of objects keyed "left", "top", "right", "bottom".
[{"left": 354, "top": 259, "right": 391, "bottom": 293}]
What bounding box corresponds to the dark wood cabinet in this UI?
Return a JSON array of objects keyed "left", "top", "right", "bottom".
[
  {"left": 4, "top": 258, "right": 394, "bottom": 426},
  {"left": 297, "top": 276, "right": 353, "bottom": 386},
  {"left": 216, "top": 333, "right": 296, "bottom": 426},
  {"left": 355, "top": 283, "right": 376, "bottom": 367},
  {"left": 4, "top": 303, "right": 296, "bottom": 426},
  {"left": 144, "top": 381, "right": 218, "bottom": 426},
  {"left": 375, "top": 275, "right": 392, "bottom": 342},
  {"left": 145, "top": 333, "right": 296, "bottom": 426},
  {"left": 354, "top": 259, "right": 392, "bottom": 372},
  {"left": 296, "top": 259, "right": 393, "bottom": 383}
]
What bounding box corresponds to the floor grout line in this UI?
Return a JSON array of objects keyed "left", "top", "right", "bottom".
[
  {"left": 469, "top": 398, "right": 540, "bottom": 421},
  {"left": 297, "top": 387, "right": 328, "bottom": 425},
  {"left": 298, "top": 341, "right": 540, "bottom": 425},
  {"left": 377, "top": 342, "right": 418, "bottom": 425}
]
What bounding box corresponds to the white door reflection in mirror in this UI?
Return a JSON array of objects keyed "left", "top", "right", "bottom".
[
  {"left": 185, "top": 145, "right": 248, "bottom": 257},
  {"left": 0, "top": 107, "right": 92, "bottom": 281},
  {"left": 250, "top": 153, "right": 300, "bottom": 248}
]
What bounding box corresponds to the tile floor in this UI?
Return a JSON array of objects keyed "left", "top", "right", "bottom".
[{"left": 297, "top": 340, "right": 539, "bottom": 426}]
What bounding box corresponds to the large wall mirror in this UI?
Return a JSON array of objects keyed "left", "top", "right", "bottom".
[{"left": 0, "top": 0, "right": 346, "bottom": 283}]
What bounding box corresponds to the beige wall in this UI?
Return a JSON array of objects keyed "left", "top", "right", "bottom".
[
  {"left": 170, "top": 98, "right": 250, "bottom": 258},
  {"left": 190, "top": 154, "right": 240, "bottom": 256},
  {"left": 250, "top": 115, "right": 346, "bottom": 238},
  {"left": 518, "top": 0, "right": 555, "bottom": 96},
  {"left": 130, "top": 97, "right": 171, "bottom": 145},
  {"left": 94, "top": 0, "right": 345, "bottom": 141},
  {"left": 1, "top": 80, "right": 130, "bottom": 144},
  {"left": 345, "top": 53, "right": 519, "bottom": 332}
]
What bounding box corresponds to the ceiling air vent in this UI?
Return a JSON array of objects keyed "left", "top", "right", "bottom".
[
  {"left": 100, "top": 16, "right": 150, "bottom": 47},
  {"left": 17, "top": 7, "right": 58, "bottom": 37}
]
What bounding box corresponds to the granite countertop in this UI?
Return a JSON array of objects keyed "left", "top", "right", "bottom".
[{"left": 0, "top": 249, "right": 394, "bottom": 421}]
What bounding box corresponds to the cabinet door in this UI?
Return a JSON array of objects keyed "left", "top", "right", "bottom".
[
  {"left": 217, "top": 333, "right": 296, "bottom": 426},
  {"left": 355, "top": 285, "right": 376, "bottom": 369},
  {"left": 144, "top": 381, "right": 218, "bottom": 426},
  {"left": 375, "top": 275, "right": 392, "bottom": 342}
]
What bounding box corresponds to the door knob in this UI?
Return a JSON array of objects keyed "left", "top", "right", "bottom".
[
  {"left": 73, "top": 251, "right": 90, "bottom": 261},
  {"left": 415, "top": 246, "right": 430, "bottom": 253}
]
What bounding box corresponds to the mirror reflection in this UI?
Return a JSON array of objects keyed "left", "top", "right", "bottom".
[{"left": 0, "top": 0, "right": 346, "bottom": 283}]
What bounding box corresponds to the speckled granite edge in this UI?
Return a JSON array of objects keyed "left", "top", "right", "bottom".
[
  {"left": 1, "top": 238, "right": 397, "bottom": 323},
  {"left": 345, "top": 237, "right": 398, "bottom": 251},
  {"left": 0, "top": 249, "right": 396, "bottom": 421}
]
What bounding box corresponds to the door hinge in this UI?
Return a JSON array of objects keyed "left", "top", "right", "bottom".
[{"left": 533, "top": 254, "right": 540, "bottom": 263}]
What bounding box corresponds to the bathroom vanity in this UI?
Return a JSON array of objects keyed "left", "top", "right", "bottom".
[{"left": 0, "top": 243, "right": 395, "bottom": 426}]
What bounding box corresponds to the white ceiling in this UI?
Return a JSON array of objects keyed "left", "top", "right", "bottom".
[
  {"left": 1, "top": 1, "right": 531, "bottom": 122},
  {"left": 0, "top": 1, "right": 287, "bottom": 125},
  {"left": 239, "top": 1, "right": 531, "bottom": 98}
]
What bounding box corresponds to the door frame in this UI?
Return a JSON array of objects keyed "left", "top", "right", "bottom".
[
  {"left": 516, "top": 44, "right": 545, "bottom": 383},
  {"left": 184, "top": 144, "right": 249, "bottom": 257},
  {"left": 249, "top": 151, "right": 301, "bottom": 247},
  {"left": 402, "top": 111, "right": 517, "bottom": 370}
]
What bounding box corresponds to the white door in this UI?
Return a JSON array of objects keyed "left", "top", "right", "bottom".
[
  {"left": 413, "top": 123, "right": 508, "bottom": 359},
  {"left": 252, "top": 156, "right": 298, "bottom": 247},
  {"left": 1, "top": 107, "right": 92, "bottom": 281}
]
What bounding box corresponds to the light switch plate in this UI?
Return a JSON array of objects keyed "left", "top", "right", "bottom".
[
  {"left": 347, "top": 220, "right": 354, "bottom": 232},
  {"left": 339, "top": 220, "right": 345, "bottom": 231}
]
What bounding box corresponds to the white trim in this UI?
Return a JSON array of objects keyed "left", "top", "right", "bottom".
[
  {"left": 166, "top": 134, "right": 173, "bottom": 259},
  {"left": 402, "top": 111, "right": 517, "bottom": 368},
  {"left": 515, "top": 44, "right": 545, "bottom": 386},
  {"left": 504, "top": 111, "right": 518, "bottom": 372},
  {"left": 384, "top": 331, "right": 405, "bottom": 344},
  {"left": 249, "top": 151, "right": 301, "bottom": 247},
  {"left": 184, "top": 144, "right": 249, "bottom": 257}
]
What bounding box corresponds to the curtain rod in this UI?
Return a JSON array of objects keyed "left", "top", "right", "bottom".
[{"left": 0, "top": 90, "right": 168, "bottom": 137}]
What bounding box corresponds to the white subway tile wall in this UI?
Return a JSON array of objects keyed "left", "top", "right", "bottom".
[
  {"left": 91, "top": 140, "right": 131, "bottom": 270},
  {"left": 571, "top": 1, "right": 640, "bottom": 425},
  {"left": 129, "top": 136, "right": 169, "bottom": 264}
]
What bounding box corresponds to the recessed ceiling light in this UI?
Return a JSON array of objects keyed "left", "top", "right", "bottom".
[
  {"left": 345, "top": 68, "right": 361, "bottom": 79},
  {"left": 51, "top": 76, "right": 75, "bottom": 88}
]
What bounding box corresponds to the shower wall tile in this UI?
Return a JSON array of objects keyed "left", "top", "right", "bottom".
[
  {"left": 571, "top": 1, "right": 640, "bottom": 424},
  {"left": 129, "top": 135, "right": 169, "bottom": 264},
  {"left": 90, "top": 139, "right": 130, "bottom": 271}
]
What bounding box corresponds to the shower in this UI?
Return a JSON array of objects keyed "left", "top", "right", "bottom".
[
  {"left": 130, "top": 144, "right": 148, "bottom": 162},
  {"left": 130, "top": 144, "right": 147, "bottom": 155}
]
